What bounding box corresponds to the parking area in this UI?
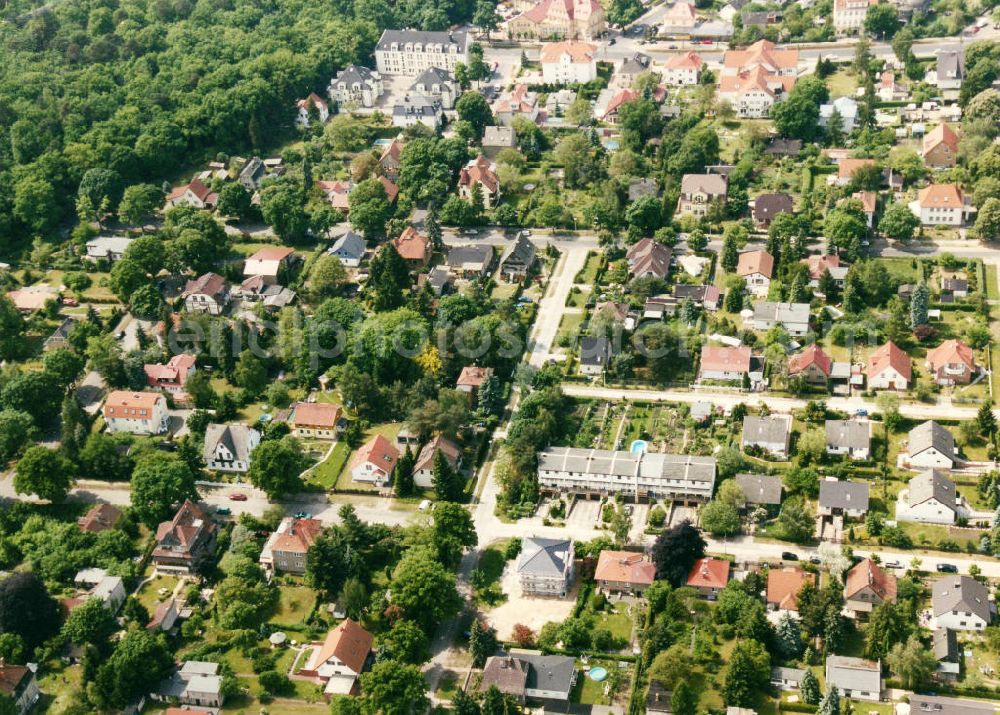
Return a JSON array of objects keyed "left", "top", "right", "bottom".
[
  {"left": 668, "top": 503, "right": 696, "bottom": 527},
  {"left": 628, "top": 504, "right": 650, "bottom": 541},
  {"left": 484, "top": 565, "right": 578, "bottom": 641},
  {"left": 566, "top": 498, "right": 602, "bottom": 529}
]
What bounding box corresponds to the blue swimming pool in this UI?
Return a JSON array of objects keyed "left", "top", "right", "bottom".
[
  {"left": 630, "top": 439, "right": 648, "bottom": 454},
  {"left": 588, "top": 667, "right": 608, "bottom": 682}
]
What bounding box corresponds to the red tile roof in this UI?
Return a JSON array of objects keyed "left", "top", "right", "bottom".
[
  {"left": 540, "top": 40, "right": 597, "bottom": 64},
  {"left": 804, "top": 253, "right": 843, "bottom": 280},
  {"left": 392, "top": 227, "right": 430, "bottom": 262},
  {"left": 350, "top": 434, "right": 399, "bottom": 475},
  {"left": 602, "top": 88, "right": 639, "bottom": 119},
  {"left": 309, "top": 619, "right": 373, "bottom": 675},
  {"left": 788, "top": 344, "right": 832, "bottom": 377},
  {"left": 845, "top": 558, "right": 897, "bottom": 601},
  {"left": 767, "top": 567, "right": 814, "bottom": 610},
  {"left": 867, "top": 341, "right": 912, "bottom": 381},
  {"left": 594, "top": 551, "right": 656, "bottom": 586},
  {"left": 922, "top": 123, "right": 959, "bottom": 157},
  {"left": 925, "top": 339, "right": 975, "bottom": 372},
  {"left": 700, "top": 345, "right": 752, "bottom": 374},
  {"left": 459, "top": 155, "right": 500, "bottom": 194},
  {"left": 290, "top": 402, "right": 342, "bottom": 429},
  {"left": 918, "top": 183, "right": 964, "bottom": 209},
  {"left": 665, "top": 51, "right": 703, "bottom": 70},
  {"left": 103, "top": 391, "right": 164, "bottom": 419},
  {"left": 686, "top": 557, "right": 730, "bottom": 590},
  {"left": 737, "top": 250, "right": 774, "bottom": 279}
]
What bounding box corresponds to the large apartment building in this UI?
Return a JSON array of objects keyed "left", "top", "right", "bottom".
[
  {"left": 374, "top": 30, "right": 470, "bottom": 76},
  {"left": 833, "top": 0, "right": 876, "bottom": 33},
  {"left": 537, "top": 446, "right": 716, "bottom": 503}
]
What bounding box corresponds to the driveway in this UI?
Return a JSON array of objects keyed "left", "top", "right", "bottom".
[
  {"left": 566, "top": 498, "right": 602, "bottom": 530},
  {"left": 484, "top": 565, "right": 577, "bottom": 641}
]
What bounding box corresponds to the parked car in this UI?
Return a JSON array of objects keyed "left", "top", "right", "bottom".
[
  {"left": 809, "top": 556, "right": 822, "bottom": 565},
  {"left": 936, "top": 563, "right": 958, "bottom": 573},
  {"left": 229, "top": 493, "right": 248, "bottom": 502},
  {"left": 418, "top": 499, "right": 433, "bottom": 512},
  {"left": 885, "top": 560, "right": 903, "bottom": 569},
  {"left": 215, "top": 507, "right": 232, "bottom": 516},
  {"left": 294, "top": 511, "right": 312, "bottom": 519},
  {"left": 781, "top": 551, "right": 799, "bottom": 561}
]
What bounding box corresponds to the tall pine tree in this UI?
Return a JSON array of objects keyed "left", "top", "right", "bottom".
[
  {"left": 394, "top": 447, "right": 416, "bottom": 497},
  {"left": 909, "top": 282, "right": 929, "bottom": 329},
  {"left": 432, "top": 449, "right": 462, "bottom": 502}
]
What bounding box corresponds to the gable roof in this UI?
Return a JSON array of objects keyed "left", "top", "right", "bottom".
[
  {"left": 852, "top": 191, "right": 878, "bottom": 214},
  {"left": 686, "top": 557, "right": 730, "bottom": 589},
  {"left": 788, "top": 344, "right": 832, "bottom": 377},
  {"left": 410, "top": 66, "right": 455, "bottom": 88},
  {"left": 753, "top": 193, "right": 793, "bottom": 222},
  {"left": 936, "top": 51, "right": 964, "bottom": 82},
  {"left": 825, "top": 419, "right": 871, "bottom": 451},
  {"left": 183, "top": 272, "right": 228, "bottom": 299},
  {"left": 818, "top": 479, "right": 870, "bottom": 511},
  {"left": 392, "top": 226, "right": 430, "bottom": 261},
  {"left": 932, "top": 575, "right": 990, "bottom": 622},
  {"left": 767, "top": 567, "right": 814, "bottom": 610},
  {"left": 459, "top": 155, "right": 500, "bottom": 194},
  {"left": 867, "top": 341, "right": 911, "bottom": 380},
  {"left": 268, "top": 517, "right": 325, "bottom": 556},
  {"left": 742, "top": 414, "right": 792, "bottom": 446},
  {"left": 457, "top": 365, "right": 492, "bottom": 388},
  {"left": 154, "top": 499, "right": 217, "bottom": 556},
  {"left": 203, "top": 423, "right": 259, "bottom": 465},
  {"left": 480, "top": 656, "right": 528, "bottom": 696},
  {"left": 103, "top": 391, "right": 164, "bottom": 419},
  {"left": 350, "top": 434, "right": 399, "bottom": 474},
  {"left": 414, "top": 435, "right": 461, "bottom": 473},
  {"left": 681, "top": 173, "right": 728, "bottom": 197},
  {"left": 500, "top": 233, "right": 536, "bottom": 270},
  {"left": 168, "top": 178, "right": 214, "bottom": 203},
  {"left": 626, "top": 238, "right": 672, "bottom": 278},
  {"left": 825, "top": 655, "right": 881, "bottom": 694},
  {"left": 723, "top": 39, "right": 798, "bottom": 72},
  {"left": 926, "top": 339, "right": 975, "bottom": 372},
  {"left": 540, "top": 40, "right": 597, "bottom": 64},
  {"left": 594, "top": 550, "right": 656, "bottom": 585},
  {"left": 734, "top": 473, "right": 782, "bottom": 505},
  {"left": 518, "top": 537, "right": 572, "bottom": 577},
  {"left": 701, "top": 345, "right": 752, "bottom": 374},
  {"left": 518, "top": 0, "right": 603, "bottom": 24},
  {"left": 78, "top": 503, "right": 123, "bottom": 533},
  {"left": 666, "top": 51, "right": 704, "bottom": 72},
  {"left": 329, "top": 231, "right": 366, "bottom": 260},
  {"left": 923, "top": 123, "right": 959, "bottom": 157},
  {"left": 289, "top": 402, "right": 342, "bottom": 429},
  {"left": 918, "top": 184, "right": 964, "bottom": 209},
  {"left": 909, "top": 420, "right": 955, "bottom": 458},
  {"left": 0, "top": 663, "right": 31, "bottom": 698},
  {"left": 602, "top": 88, "right": 640, "bottom": 119},
  {"left": 838, "top": 158, "right": 876, "bottom": 180},
  {"left": 907, "top": 469, "right": 958, "bottom": 510},
  {"left": 310, "top": 619, "right": 373, "bottom": 674},
  {"left": 737, "top": 250, "right": 774, "bottom": 278}
]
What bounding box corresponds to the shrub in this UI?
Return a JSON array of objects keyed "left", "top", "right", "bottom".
[
  {"left": 258, "top": 670, "right": 292, "bottom": 696},
  {"left": 648, "top": 506, "right": 666, "bottom": 527}
]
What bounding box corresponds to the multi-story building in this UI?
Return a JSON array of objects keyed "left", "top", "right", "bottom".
[
  {"left": 288, "top": 402, "right": 342, "bottom": 439},
  {"left": 913, "top": 184, "right": 969, "bottom": 226},
  {"left": 932, "top": 576, "right": 991, "bottom": 631},
  {"left": 833, "top": 0, "right": 876, "bottom": 34},
  {"left": 737, "top": 249, "right": 774, "bottom": 296},
  {"left": 517, "top": 537, "right": 574, "bottom": 597},
  {"left": 506, "top": 0, "right": 606, "bottom": 40},
  {"left": 536, "top": 446, "right": 716, "bottom": 503},
  {"left": 922, "top": 123, "right": 959, "bottom": 169},
  {"left": 144, "top": 354, "right": 197, "bottom": 395},
  {"left": 374, "top": 30, "right": 469, "bottom": 76},
  {"left": 594, "top": 550, "right": 656, "bottom": 595},
  {"left": 663, "top": 51, "right": 703, "bottom": 86},
  {"left": 152, "top": 500, "right": 218, "bottom": 574},
  {"left": 458, "top": 155, "right": 501, "bottom": 209},
  {"left": 181, "top": 272, "right": 230, "bottom": 315},
  {"left": 203, "top": 423, "right": 261, "bottom": 473},
  {"left": 103, "top": 391, "right": 169, "bottom": 435},
  {"left": 328, "top": 65, "right": 384, "bottom": 108},
  {"left": 866, "top": 341, "right": 911, "bottom": 390},
  {"left": 540, "top": 40, "right": 598, "bottom": 84},
  {"left": 259, "top": 517, "right": 325, "bottom": 575},
  {"left": 676, "top": 173, "right": 727, "bottom": 217},
  {"left": 408, "top": 67, "right": 458, "bottom": 109},
  {"left": 925, "top": 339, "right": 978, "bottom": 386},
  {"left": 719, "top": 40, "right": 798, "bottom": 117}
]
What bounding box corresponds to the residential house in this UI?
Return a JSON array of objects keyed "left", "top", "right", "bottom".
[
  {"left": 661, "top": 2, "right": 697, "bottom": 33},
  {"left": 913, "top": 184, "right": 970, "bottom": 226},
  {"left": 766, "top": 567, "right": 814, "bottom": 612},
  {"left": 677, "top": 173, "right": 728, "bottom": 218},
  {"left": 820, "top": 96, "right": 859, "bottom": 131},
  {"left": 259, "top": 517, "right": 325, "bottom": 575},
  {"left": 737, "top": 250, "right": 774, "bottom": 296},
  {"left": 932, "top": 576, "right": 991, "bottom": 631},
  {"left": 316, "top": 180, "right": 352, "bottom": 212},
  {"left": 499, "top": 233, "right": 537, "bottom": 282},
  {"left": 833, "top": 0, "right": 876, "bottom": 33},
  {"left": 941, "top": 276, "right": 969, "bottom": 300},
  {"left": 235, "top": 276, "right": 297, "bottom": 310},
  {"left": 674, "top": 284, "right": 722, "bottom": 310},
  {"left": 300, "top": 620, "right": 374, "bottom": 697},
  {"left": 844, "top": 558, "right": 897, "bottom": 615},
  {"left": 328, "top": 65, "right": 384, "bottom": 107},
  {"left": 788, "top": 344, "right": 833, "bottom": 384},
  {"left": 741, "top": 9, "right": 781, "bottom": 26},
  {"left": 166, "top": 179, "right": 217, "bottom": 209},
  {"left": 934, "top": 628, "right": 960, "bottom": 680},
  {"left": 144, "top": 354, "right": 196, "bottom": 395},
  {"left": 0, "top": 662, "right": 40, "bottom": 715},
  {"left": 148, "top": 598, "right": 179, "bottom": 632},
  {"left": 771, "top": 667, "right": 806, "bottom": 691},
  {"left": 699, "top": 345, "right": 752, "bottom": 382},
  {"left": 825, "top": 419, "right": 872, "bottom": 460},
  {"left": 818, "top": 479, "right": 870, "bottom": 518},
  {"left": 923, "top": 123, "right": 960, "bottom": 169},
  {"left": 92, "top": 575, "right": 126, "bottom": 613},
  {"left": 824, "top": 656, "right": 882, "bottom": 701},
  {"left": 594, "top": 550, "right": 657, "bottom": 596},
  {"left": 182, "top": 272, "right": 230, "bottom": 315},
  {"left": 506, "top": 0, "right": 606, "bottom": 40},
  {"left": 626, "top": 238, "right": 672, "bottom": 279},
  {"left": 77, "top": 503, "right": 122, "bottom": 534},
  {"left": 5, "top": 287, "right": 55, "bottom": 314},
  {"left": 43, "top": 317, "right": 75, "bottom": 352},
  {"left": 103, "top": 391, "right": 169, "bottom": 435},
  {"left": 934, "top": 51, "right": 964, "bottom": 90},
  {"left": 663, "top": 51, "right": 703, "bottom": 86},
  {"left": 157, "top": 662, "right": 224, "bottom": 709},
  {"left": 392, "top": 226, "right": 431, "bottom": 266},
  {"left": 446, "top": 244, "right": 495, "bottom": 279},
  {"left": 618, "top": 52, "right": 653, "bottom": 86},
  {"left": 350, "top": 434, "right": 399, "bottom": 486},
  {"left": 456, "top": 365, "right": 493, "bottom": 396},
  {"left": 686, "top": 557, "right": 730, "bottom": 599},
  {"left": 925, "top": 339, "right": 978, "bottom": 385},
  {"left": 897, "top": 469, "right": 964, "bottom": 525},
  {"left": 458, "top": 155, "right": 501, "bottom": 209},
  {"left": 536, "top": 447, "right": 717, "bottom": 502},
  {"left": 741, "top": 413, "right": 792, "bottom": 458},
  {"left": 750, "top": 194, "right": 793, "bottom": 230},
  {"left": 243, "top": 246, "right": 295, "bottom": 285},
  {"left": 237, "top": 156, "right": 267, "bottom": 191},
  {"left": 734, "top": 473, "right": 783, "bottom": 506},
  {"left": 908, "top": 420, "right": 957, "bottom": 468},
  {"left": 413, "top": 435, "right": 463, "bottom": 488},
  {"left": 601, "top": 88, "right": 640, "bottom": 122},
  {"left": 493, "top": 84, "right": 540, "bottom": 126},
  {"left": 718, "top": 65, "right": 797, "bottom": 118},
  {"left": 764, "top": 138, "right": 802, "bottom": 157},
  {"left": 878, "top": 71, "right": 907, "bottom": 101},
  {"left": 152, "top": 500, "right": 218, "bottom": 574},
  {"left": 580, "top": 335, "right": 613, "bottom": 376},
  {"left": 296, "top": 93, "right": 329, "bottom": 126},
  {"left": 544, "top": 87, "right": 579, "bottom": 118},
  {"left": 409, "top": 67, "right": 458, "bottom": 109},
  {"left": 628, "top": 177, "right": 658, "bottom": 201},
  {"left": 643, "top": 295, "right": 678, "bottom": 320},
  {"left": 374, "top": 30, "right": 470, "bottom": 75},
  {"left": 541, "top": 40, "right": 598, "bottom": 84},
  {"left": 202, "top": 423, "right": 260, "bottom": 473},
  {"left": 750, "top": 302, "right": 810, "bottom": 336},
  {"left": 85, "top": 235, "right": 134, "bottom": 262},
  {"left": 328, "top": 231, "right": 366, "bottom": 268},
  {"left": 517, "top": 537, "right": 575, "bottom": 597},
  {"left": 482, "top": 126, "right": 516, "bottom": 157},
  {"left": 379, "top": 138, "right": 403, "bottom": 179},
  {"left": 289, "top": 402, "right": 342, "bottom": 439},
  {"left": 392, "top": 95, "right": 444, "bottom": 129},
  {"left": 853, "top": 191, "right": 878, "bottom": 228},
  {"left": 867, "top": 341, "right": 911, "bottom": 390},
  {"left": 835, "top": 158, "right": 876, "bottom": 187},
  {"left": 479, "top": 653, "right": 577, "bottom": 703}
]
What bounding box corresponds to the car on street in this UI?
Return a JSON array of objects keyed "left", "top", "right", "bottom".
[
  {"left": 419, "top": 499, "right": 433, "bottom": 512},
  {"left": 229, "top": 493, "right": 248, "bottom": 501},
  {"left": 215, "top": 507, "right": 232, "bottom": 516},
  {"left": 809, "top": 556, "right": 822, "bottom": 565},
  {"left": 294, "top": 511, "right": 312, "bottom": 519},
  {"left": 885, "top": 560, "right": 903, "bottom": 569},
  {"left": 781, "top": 551, "right": 799, "bottom": 561},
  {"left": 936, "top": 563, "right": 958, "bottom": 573}
]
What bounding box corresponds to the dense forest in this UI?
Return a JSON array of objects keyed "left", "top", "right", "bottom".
[{"left": 0, "top": 0, "right": 480, "bottom": 252}]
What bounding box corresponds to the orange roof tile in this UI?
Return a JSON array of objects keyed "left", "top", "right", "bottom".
[
  {"left": 665, "top": 51, "right": 703, "bottom": 70},
  {"left": 290, "top": 402, "right": 342, "bottom": 429},
  {"left": 925, "top": 339, "right": 975, "bottom": 372},
  {"left": 700, "top": 345, "right": 752, "bottom": 374},
  {"left": 767, "top": 567, "right": 815, "bottom": 610},
  {"left": 103, "top": 391, "right": 164, "bottom": 419},
  {"left": 350, "top": 434, "right": 399, "bottom": 475},
  {"left": 922, "top": 123, "right": 959, "bottom": 157},
  {"left": 392, "top": 227, "right": 430, "bottom": 262},
  {"left": 540, "top": 40, "right": 597, "bottom": 64},
  {"left": 918, "top": 183, "right": 964, "bottom": 209},
  {"left": 845, "top": 558, "right": 897, "bottom": 601},
  {"left": 309, "top": 619, "right": 373, "bottom": 675},
  {"left": 737, "top": 249, "right": 774, "bottom": 278},
  {"left": 804, "top": 253, "right": 843, "bottom": 279},
  {"left": 788, "top": 344, "right": 832, "bottom": 377},
  {"left": 686, "top": 557, "right": 730, "bottom": 590},
  {"left": 594, "top": 550, "right": 657, "bottom": 586},
  {"left": 838, "top": 158, "right": 875, "bottom": 180},
  {"left": 867, "top": 341, "right": 911, "bottom": 381}
]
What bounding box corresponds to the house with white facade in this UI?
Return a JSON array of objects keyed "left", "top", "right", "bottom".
[
  {"left": 932, "top": 576, "right": 991, "bottom": 631},
  {"left": 832, "top": 0, "right": 876, "bottom": 34},
  {"left": 677, "top": 173, "right": 727, "bottom": 217},
  {"left": 408, "top": 66, "right": 458, "bottom": 109},
  {"left": 182, "top": 272, "right": 230, "bottom": 315},
  {"left": 825, "top": 419, "right": 871, "bottom": 460},
  {"left": 908, "top": 420, "right": 957, "bottom": 469},
  {"left": 296, "top": 93, "right": 329, "bottom": 126},
  {"left": 517, "top": 537, "right": 574, "bottom": 597},
  {"left": 328, "top": 65, "right": 384, "bottom": 108},
  {"left": 749, "top": 302, "right": 810, "bottom": 336},
  {"left": 699, "top": 345, "right": 752, "bottom": 382},
  {"left": 819, "top": 96, "right": 859, "bottom": 131},
  {"left": 86, "top": 235, "right": 134, "bottom": 262},
  {"left": 896, "top": 470, "right": 965, "bottom": 525},
  {"left": 825, "top": 656, "right": 882, "bottom": 701},
  {"left": 818, "top": 478, "right": 869, "bottom": 518},
  {"left": 203, "top": 423, "right": 261, "bottom": 473},
  {"left": 736, "top": 250, "right": 774, "bottom": 296},
  {"left": 741, "top": 414, "right": 792, "bottom": 458},
  {"left": 541, "top": 40, "right": 598, "bottom": 84},
  {"left": 374, "top": 30, "right": 470, "bottom": 75},
  {"left": 912, "top": 184, "right": 970, "bottom": 226},
  {"left": 102, "top": 391, "right": 169, "bottom": 435},
  {"left": 350, "top": 434, "right": 399, "bottom": 486},
  {"left": 867, "top": 341, "right": 911, "bottom": 390},
  {"left": 300, "top": 619, "right": 373, "bottom": 697},
  {"left": 663, "top": 51, "right": 703, "bottom": 85}
]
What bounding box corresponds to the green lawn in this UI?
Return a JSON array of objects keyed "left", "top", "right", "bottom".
[
  {"left": 576, "top": 252, "right": 603, "bottom": 286},
  {"left": 135, "top": 574, "right": 179, "bottom": 613},
  {"left": 269, "top": 585, "right": 317, "bottom": 627},
  {"left": 573, "top": 670, "right": 610, "bottom": 705},
  {"left": 310, "top": 441, "right": 350, "bottom": 489},
  {"left": 827, "top": 68, "right": 858, "bottom": 98},
  {"left": 436, "top": 672, "right": 460, "bottom": 701},
  {"left": 334, "top": 423, "right": 402, "bottom": 492},
  {"left": 986, "top": 264, "right": 999, "bottom": 301},
  {"left": 556, "top": 312, "right": 585, "bottom": 345}
]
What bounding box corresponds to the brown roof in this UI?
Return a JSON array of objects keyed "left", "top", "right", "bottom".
[
  {"left": 290, "top": 402, "right": 342, "bottom": 429},
  {"left": 922, "top": 123, "right": 959, "bottom": 157},
  {"left": 804, "top": 253, "right": 843, "bottom": 280},
  {"left": 926, "top": 339, "right": 975, "bottom": 372},
  {"left": 102, "top": 391, "right": 164, "bottom": 419},
  {"left": 845, "top": 558, "right": 897, "bottom": 601},
  {"left": 752, "top": 193, "right": 793, "bottom": 222},
  {"left": 838, "top": 158, "right": 876, "bottom": 180},
  {"left": 540, "top": 40, "right": 597, "bottom": 64},
  {"left": 380, "top": 138, "right": 403, "bottom": 164},
  {"left": 459, "top": 155, "right": 500, "bottom": 194},
  {"left": 867, "top": 341, "right": 912, "bottom": 381},
  {"left": 737, "top": 249, "right": 774, "bottom": 278},
  {"left": 271, "top": 518, "right": 325, "bottom": 556},
  {"left": 153, "top": 499, "right": 217, "bottom": 558},
  {"left": 766, "top": 567, "right": 814, "bottom": 610},
  {"left": 457, "top": 365, "right": 492, "bottom": 388},
  {"left": 918, "top": 183, "right": 964, "bottom": 209},
  {"left": 788, "top": 344, "right": 832, "bottom": 377},
  {"left": 686, "top": 557, "right": 730, "bottom": 590},
  {"left": 700, "top": 345, "right": 752, "bottom": 374},
  {"left": 350, "top": 434, "right": 399, "bottom": 475},
  {"left": 378, "top": 175, "right": 399, "bottom": 203},
  {"left": 168, "top": 178, "right": 214, "bottom": 203},
  {"left": 602, "top": 88, "right": 640, "bottom": 119},
  {"left": 77, "top": 503, "right": 123, "bottom": 533},
  {"left": 594, "top": 550, "right": 657, "bottom": 586},
  {"left": 480, "top": 656, "right": 528, "bottom": 696},
  {"left": 393, "top": 226, "right": 430, "bottom": 262},
  {"left": 665, "top": 51, "right": 703, "bottom": 70},
  {"left": 183, "top": 272, "right": 227, "bottom": 299},
  {"left": 626, "top": 238, "right": 672, "bottom": 278},
  {"left": 247, "top": 246, "right": 295, "bottom": 262},
  {"left": 414, "top": 435, "right": 462, "bottom": 473},
  {"left": 309, "top": 619, "right": 373, "bottom": 675},
  {"left": 852, "top": 191, "right": 878, "bottom": 214},
  {"left": 723, "top": 40, "right": 798, "bottom": 72},
  {"left": 0, "top": 663, "right": 30, "bottom": 697},
  {"left": 520, "top": 0, "right": 602, "bottom": 24}
]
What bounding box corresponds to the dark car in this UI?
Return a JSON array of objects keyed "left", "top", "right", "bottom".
[
  {"left": 936, "top": 563, "right": 958, "bottom": 573},
  {"left": 809, "top": 556, "right": 822, "bottom": 565},
  {"left": 781, "top": 551, "right": 799, "bottom": 561}
]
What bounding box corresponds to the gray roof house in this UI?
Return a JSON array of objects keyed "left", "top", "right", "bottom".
[
  {"left": 750, "top": 302, "right": 810, "bottom": 336},
  {"left": 898, "top": 469, "right": 962, "bottom": 525},
  {"left": 741, "top": 414, "right": 793, "bottom": 458},
  {"left": 203, "top": 423, "right": 261, "bottom": 474},
  {"left": 86, "top": 235, "right": 135, "bottom": 262},
  {"left": 824, "top": 656, "right": 882, "bottom": 701},
  {"left": 580, "top": 336, "right": 613, "bottom": 375},
  {"left": 908, "top": 420, "right": 957, "bottom": 469},
  {"left": 483, "top": 126, "right": 516, "bottom": 156},
  {"left": 479, "top": 652, "right": 577, "bottom": 702},
  {"left": 932, "top": 576, "right": 992, "bottom": 631},
  {"left": 446, "top": 244, "right": 494, "bottom": 278},
  {"left": 499, "top": 233, "right": 537, "bottom": 282},
  {"left": 157, "top": 661, "right": 225, "bottom": 709},
  {"left": 327, "top": 231, "right": 366, "bottom": 267},
  {"left": 935, "top": 51, "right": 964, "bottom": 89},
  {"left": 932, "top": 628, "right": 960, "bottom": 680},
  {"left": 818, "top": 479, "right": 869, "bottom": 517},
  {"left": 517, "top": 537, "right": 574, "bottom": 597},
  {"left": 770, "top": 666, "right": 805, "bottom": 691},
  {"left": 734, "top": 473, "right": 783, "bottom": 506},
  {"left": 825, "top": 419, "right": 871, "bottom": 460}
]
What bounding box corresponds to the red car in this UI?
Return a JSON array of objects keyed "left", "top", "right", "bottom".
[
  {"left": 229, "top": 493, "right": 248, "bottom": 502},
  {"left": 61, "top": 297, "right": 79, "bottom": 306}
]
